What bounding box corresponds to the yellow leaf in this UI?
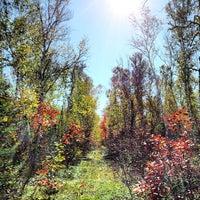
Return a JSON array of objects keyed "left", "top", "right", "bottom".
[
  {"left": 3, "top": 116, "right": 8, "bottom": 122},
  {"left": 33, "top": 103, "right": 38, "bottom": 107}
]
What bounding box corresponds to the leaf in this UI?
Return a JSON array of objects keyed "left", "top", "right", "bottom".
[
  {"left": 36, "top": 169, "right": 48, "bottom": 176},
  {"left": 3, "top": 116, "right": 9, "bottom": 122}
]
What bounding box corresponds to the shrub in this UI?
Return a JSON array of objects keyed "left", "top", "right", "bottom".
[{"left": 133, "top": 110, "right": 200, "bottom": 199}]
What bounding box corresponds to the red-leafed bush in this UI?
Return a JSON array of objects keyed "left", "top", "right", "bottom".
[
  {"left": 164, "top": 109, "right": 192, "bottom": 138},
  {"left": 34, "top": 160, "right": 61, "bottom": 196},
  {"left": 32, "top": 102, "right": 59, "bottom": 136},
  {"left": 62, "top": 122, "right": 86, "bottom": 164},
  {"left": 62, "top": 122, "right": 85, "bottom": 145},
  {"left": 133, "top": 110, "right": 200, "bottom": 199}
]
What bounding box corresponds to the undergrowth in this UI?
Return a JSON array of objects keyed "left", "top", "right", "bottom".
[{"left": 21, "top": 148, "right": 134, "bottom": 200}]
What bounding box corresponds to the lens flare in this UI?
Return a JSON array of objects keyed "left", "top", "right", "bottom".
[{"left": 108, "top": 0, "right": 141, "bottom": 17}]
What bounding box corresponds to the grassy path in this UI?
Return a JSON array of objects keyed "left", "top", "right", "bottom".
[
  {"left": 54, "top": 147, "right": 130, "bottom": 200},
  {"left": 22, "top": 147, "right": 132, "bottom": 200}
]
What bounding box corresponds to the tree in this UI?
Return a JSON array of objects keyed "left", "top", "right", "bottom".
[
  {"left": 160, "top": 34, "right": 179, "bottom": 114},
  {"left": 1, "top": 0, "right": 88, "bottom": 103},
  {"left": 130, "top": 53, "right": 148, "bottom": 128},
  {"left": 100, "top": 114, "right": 109, "bottom": 143},
  {"left": 0, "top": 68, "right": 22, "bottom": 199},
  {"left": 109, "top": 66, "right": 134, "bottom": 133},
  {"left": 68, "top": 72, "right": 97, "bottom": 143},
  {"left": 130, "top": 6, "right": 163, "bottom": 125},
  {"left": 0, "top": 0, "right": 90, "bottom": 197},
  {"left": 165, "top": 0, "right": 200, "bottom": 124}
]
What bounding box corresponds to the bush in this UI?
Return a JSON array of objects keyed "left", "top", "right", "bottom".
[{"left": 133, "top": 110, "right": 200, "bottom": 199}]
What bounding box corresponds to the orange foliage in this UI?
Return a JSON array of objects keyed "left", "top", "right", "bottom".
[
  {"left": 165, "top": 109, "right": 192, "bottom": 135},
  {"left": 37, "top": 178, "right": 60, "bottom": 189},
  {"left": 35, "top": 169, "right": 48, "bottom": 176},
  {"left": 100, "top": 114, "right": 109, "bottom": 141},
  {"left": 32, "top": 102, "right": 59, "bottom": 135},
  {"left": 133, "top": 110, "right": 197, "bottom": 199},
  {"left": 62, "top": 122, "right": 84, "bottom": 145},
  {"left": 35, "top": 161, "right": 52, "bottom": 176}
]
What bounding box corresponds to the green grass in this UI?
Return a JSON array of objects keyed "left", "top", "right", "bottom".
[
  {"left": 55, "top": 148, "right": 131, "bottom": 200},
  {"left": 22, "top": 148, "right": 132, "bottom": 200}
]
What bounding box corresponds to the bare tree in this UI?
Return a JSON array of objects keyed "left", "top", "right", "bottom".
[{"left": 130, "top": 6, "right": 163, "bottom": 128}]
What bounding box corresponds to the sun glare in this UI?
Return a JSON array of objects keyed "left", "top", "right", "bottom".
[{"left": 108, "top": 0, "right": 141, "bottom": 17}]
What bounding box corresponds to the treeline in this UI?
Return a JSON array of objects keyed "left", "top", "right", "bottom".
[
  {"left": 1, "top": 0, "right": 200, "bottom": 199},
  {"left": 101, "top": 0, "right": 200, "bottom": 199},
  {"left": 0, "top": 0, "right": 98, "bottom": 199}
]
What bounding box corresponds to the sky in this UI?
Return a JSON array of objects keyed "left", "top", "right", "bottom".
[{"left": 68, "top": 0, "right": 168, "bottom": 116}]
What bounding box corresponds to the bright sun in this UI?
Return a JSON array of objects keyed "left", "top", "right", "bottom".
[{"left": 108, "top": 0, "right": 141, "bottom": 17}]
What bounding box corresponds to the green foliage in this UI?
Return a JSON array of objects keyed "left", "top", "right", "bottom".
[
  {"left": 0, "top": 0, "right": 199, "bottom": 199},
  {"left": 0, "top": 72, "right": 21, "bottom": 199},
  {"left": 21, "top": 149, "right": 132, "bottom": 200},
  {"left": 165, "top": 0, "right": 200, "bottom": 120},
  {"left": 69, "top": 75, "right": 97, "bottom": 133}
]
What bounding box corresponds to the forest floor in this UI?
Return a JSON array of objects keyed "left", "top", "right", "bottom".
[{"left": 22, "top": 147, "right": 132, "bottom": 200}]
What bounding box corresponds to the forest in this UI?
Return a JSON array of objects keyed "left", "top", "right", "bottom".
[{"left": 0, "top": 0, "right": 199, "bottom": 199}]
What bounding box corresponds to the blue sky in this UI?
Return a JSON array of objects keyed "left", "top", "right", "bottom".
[{"left": 68, "top": 0, "right": 168, "bottom": 115}]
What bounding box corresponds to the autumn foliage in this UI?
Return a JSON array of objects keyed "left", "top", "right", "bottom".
[
  {"left": 62, "top": 122, "right": 87, "bottom": 164},
  {"left": 133, "top": 110, "right": 199, "bottom": 199},
  {"left": 164, "top": 109, "right": 192, "bottom": 138},
  {"left": 100, "top": 114, "right": 109, "bottom": 143},
  {"left": 32, "top": 102, "right": 59, "bottom": 135},
  {"left": 34, "top": 159, "right": 62, "bottom": 197},
  {"left": 62, "top": 122, "right": 85, "bottom": 145}
]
